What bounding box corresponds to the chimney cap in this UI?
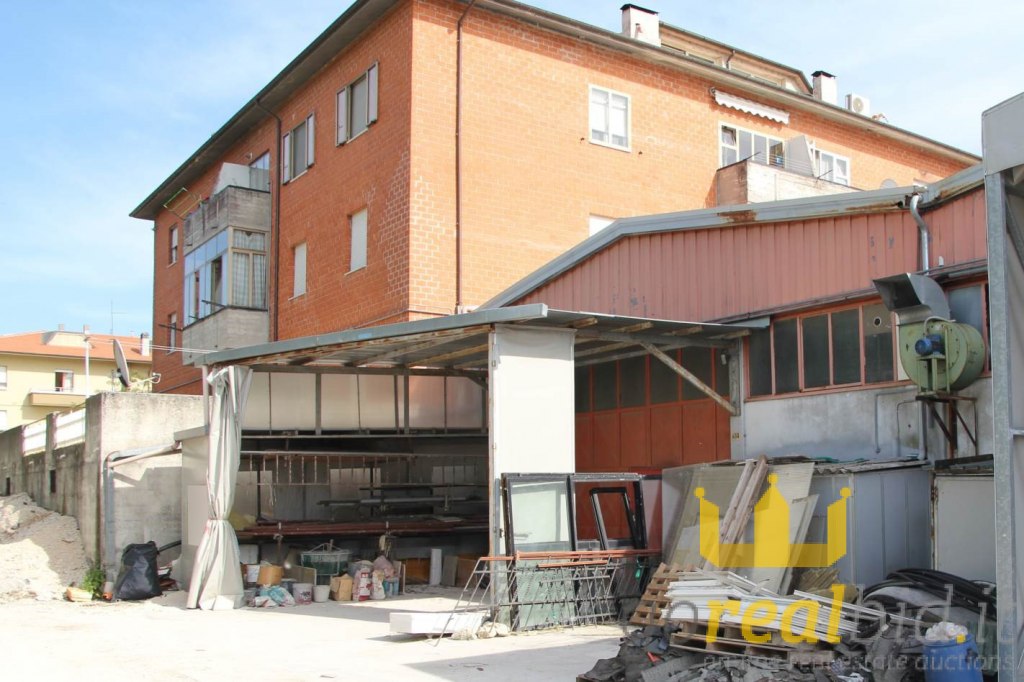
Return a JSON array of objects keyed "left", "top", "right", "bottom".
[
  {"left": 620, "top": 3, "right": 658, "bottom": 14},
  {"left": 812, "top": 70, "right": 835, "bottom": 78}
]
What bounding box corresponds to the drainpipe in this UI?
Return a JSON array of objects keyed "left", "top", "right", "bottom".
[
  {"left": 455, "top": 0, "right": 478, "bottom": 313},
  {"left": 255, "top": 99, "right": 283, "bottom": 341},
  {"left": 909, "top": 193, "right": 930, "bottom": 272}
]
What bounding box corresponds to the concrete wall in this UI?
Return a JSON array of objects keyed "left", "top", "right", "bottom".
[
  {"left": 715, "top": 160, "right": 858, "bottom": 206},
  {"left": 182, "top": 308, "right": 269, "bottom": 366},
  {"left": 87, "top": 392, "right": 204, "bottom": 572},
  {"left": 734, "top": 377, "right": 993, "bottom": 461},
  {"left": 0, "top": 391, "right": 203, "bottom": 570}
]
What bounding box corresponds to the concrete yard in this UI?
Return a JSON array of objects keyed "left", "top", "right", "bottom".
[{"left": 0, "top": 587, "right": 623, "bottom": 681}]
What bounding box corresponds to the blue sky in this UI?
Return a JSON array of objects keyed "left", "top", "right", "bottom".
[{"left": 0, "top": 0, "right": 1018, "bottom": 338}]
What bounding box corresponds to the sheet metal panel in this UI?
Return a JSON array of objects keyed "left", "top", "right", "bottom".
[
  {"left": 320, "top": 374, "right": 359, "bottom": 430},
  {"left": 268, "top": 373, "right": 317, "bottom": 431},
  {"left": 516, "top": 194, "right": 986, "bottom": 321},
  {"left": 934, "top": 475, "right": 996, "bottom": 582},
  {"left": 445, "top": 377, "right": 485, "bottom": 429}
]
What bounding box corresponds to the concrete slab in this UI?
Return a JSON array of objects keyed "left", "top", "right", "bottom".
[{"left": 0, "top": 586, "right": 623, "bottom": 680}]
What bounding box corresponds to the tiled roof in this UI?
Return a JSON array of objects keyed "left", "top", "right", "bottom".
[{"left": 0, "top": 331, "right": 152, "bottom": 364}]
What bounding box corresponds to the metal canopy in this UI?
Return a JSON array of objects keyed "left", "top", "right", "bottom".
[{"left": 198, "top": 304, "right": 763, "bottom": 373}]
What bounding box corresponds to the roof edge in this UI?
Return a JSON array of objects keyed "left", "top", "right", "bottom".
[{"left": 481, "top": 167, "right": 985, "bottom": 309}]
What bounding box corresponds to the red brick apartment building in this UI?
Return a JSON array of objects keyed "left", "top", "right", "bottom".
[{"left": 131, "top": 0, "right": 975, "bottom": 395}]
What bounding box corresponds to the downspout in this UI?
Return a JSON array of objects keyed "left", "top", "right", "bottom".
[
  {"left": 455, "top": 0, "right": 479, "bottom": 313},
  {"left": 908, "top": 192, "right": 931, "bottom": 460},
  {"left": 255, "top": 99, "right": 283, "bottom": 341},
  {"left": 909, "top": 193, "right": 930, "bottom": 272}
]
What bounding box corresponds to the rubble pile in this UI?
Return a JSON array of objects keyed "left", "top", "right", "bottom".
[{"left": 0, "top": 494, "right": 90, "bottom": 602}]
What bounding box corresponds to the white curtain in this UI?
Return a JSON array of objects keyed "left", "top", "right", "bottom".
[{"left": 187, "top": 366, "right": 253, "bottom": 610}]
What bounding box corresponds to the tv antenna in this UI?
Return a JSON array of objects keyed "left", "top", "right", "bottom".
[{"left": 113, "top": 339, "right": 161, "bottom": 390}]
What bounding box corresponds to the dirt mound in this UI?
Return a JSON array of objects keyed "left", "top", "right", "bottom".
[{"left": 0, "top": 494, "right": 90, "bottom": 602}]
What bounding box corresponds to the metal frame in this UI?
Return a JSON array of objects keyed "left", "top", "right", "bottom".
[
  {"left": 984, "top": 93, "right": 1024, "bottom": 680},
  {"left": 500, "top": 472, "right": 648, "bottom": 555}
]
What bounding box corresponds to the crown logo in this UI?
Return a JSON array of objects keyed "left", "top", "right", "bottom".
[{"left": 695, "top": 474, "right": 851, "bottom": 568}]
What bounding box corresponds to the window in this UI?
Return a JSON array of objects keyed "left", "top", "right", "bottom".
[
  {"left": 579, "top": 350, "right": 729, "bottom": 414},
  {"left": 231, "top": 231, "right": 268, "bottom": 308},
  {"left": 589, "top": 86, "right": 630, "bottom": 150},
  {"left": 350, "top": 209, "right": 367, "bottom": 272},
  {"left": 49, "top": 469, "right": 56, "bottom": 495},
  {"left": 283, "top": 114, "right": 315, "bottom": 182},
  {"left": 0, "top": 413, "right": 6, "bottom": 432},
  {"left": 746, "top": 302, "right": 895, "bottom": 397},
  {"left": 293, "top": 242, "right": 307, "bottom": 297},
  {"left": 169, "top": 225, "right": 179, "bottom": 265},
  {"left": 249, "top": 151, "right": 271, "bottom": 191},
  {"left": 814, "top": 148, "right": 850, "bottom": 185},
  {"left": 182, "top": 228, "right": 266, "bottom": 323},
  {"left": 337, "top": 63, "right": 379, "bottom": 144},
  {"left": 167, "top": 313, "right": 177, "bottom": 354},
  {"left": 55, "top": 370, "right": 74, "bottom": 393},
  {"left": 720, "top": 124, "right": 784, "bottom": 168},
  {"left": 0, "top": 365, "right": 6, "bottom": 390}
]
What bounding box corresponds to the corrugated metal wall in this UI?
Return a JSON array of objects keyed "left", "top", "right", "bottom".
[{"left": 517, "top": 189, "right": 986, "bottom": 322}]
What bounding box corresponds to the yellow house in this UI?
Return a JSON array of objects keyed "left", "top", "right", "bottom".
[{"left": 0, "top": 327, "right": 153, "bottom": 429}]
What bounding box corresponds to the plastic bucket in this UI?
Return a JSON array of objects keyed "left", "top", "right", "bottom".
[
  {"left": 313, "top": 585, "right": 330, "bottom": 603},
  {"left": 244, "top": 564, "right": 261, "bottom": 584},
  {"left": 293, "top": 582, "right": 314, "bottom": 605},
  {"left": 922, "top": 634, "right": 983, "bottom": 682}
]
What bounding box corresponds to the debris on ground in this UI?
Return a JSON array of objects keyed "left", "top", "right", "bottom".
[{"left": 0, "top": 494, "right": 90, "bottom": 603}]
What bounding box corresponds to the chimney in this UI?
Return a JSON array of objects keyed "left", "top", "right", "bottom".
[
  {"left": 58, "top": 323, "right": 65, "bottom": 332},
  {"left": 621, "top": 4, "right": 660, "bottom": 47},
  {"left": 812, "top": 71, "right": 837, "bottom": 105},
  {"left": 140, "top": 333, "right": 151, "bottom": 357}
]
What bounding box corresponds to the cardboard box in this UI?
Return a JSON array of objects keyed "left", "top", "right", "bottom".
[{"left": 330, "top": 574, "right": 353, "bottom": 601}]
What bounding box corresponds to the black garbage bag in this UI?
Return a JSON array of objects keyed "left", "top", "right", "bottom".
[{"left": 113, "top": 541, "right": 162, "bottom": 601}]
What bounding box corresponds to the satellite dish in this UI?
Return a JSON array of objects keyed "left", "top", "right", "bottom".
[{"left": 113, "top": 339, "right": 131, "bottom": 389}]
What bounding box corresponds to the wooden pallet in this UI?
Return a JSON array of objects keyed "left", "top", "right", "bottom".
[
  {"left": 670, "top": 629, "right": 834, "bottom": 666},
  {"left": 628, "top": 563, "right": 686, "bottom": 626}
]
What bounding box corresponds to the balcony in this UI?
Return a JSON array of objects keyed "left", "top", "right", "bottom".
[
  {"left": 183, "top": 185, "right": 270, "bottom": 251},
  {"left": 715, "top": 159, "right": 857, "bottom": 206},
  {"left": 28, "top": 388, "right": 87, "bottom": 408},
  {"left": 182, "top": 307, "right": 269, "bottom": 365}
]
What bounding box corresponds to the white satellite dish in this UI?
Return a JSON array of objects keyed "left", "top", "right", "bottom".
[
  {"left": 112, "top": 339, "right": 161, "bottom": 390},
  {"left": 113, "top": 339, "right": 131, "bottom": 389}
]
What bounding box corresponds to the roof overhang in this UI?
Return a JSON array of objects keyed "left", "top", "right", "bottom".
[
  {"left": 131, "top": 0, "right": 977, "bottom": 222},
  {"left": 199, "top": 304, "right": 764, "bottom": 371}
]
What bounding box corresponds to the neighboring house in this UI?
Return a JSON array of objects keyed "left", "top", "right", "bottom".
[
  {"left": 131, "top": 0, "right": 976, "bottom": 395},
  {"left": 484, "top": 166, "right": 989, "bottom": 468},
  {"left": 0, "top": 327, "right": 153, "bottom": 428}
]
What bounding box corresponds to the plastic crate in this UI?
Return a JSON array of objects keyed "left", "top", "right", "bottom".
[{"left": 300, "top": 544, "right": 352, "bottom": 580}]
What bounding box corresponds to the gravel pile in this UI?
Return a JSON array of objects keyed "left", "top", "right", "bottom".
[{"left": 0, "top": 494, "right": 90, "bottom": 602}]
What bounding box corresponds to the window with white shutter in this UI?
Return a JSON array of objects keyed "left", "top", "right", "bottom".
[
  {"left": 337, "top": 63, "right": 379, "bottom": 145},
  {"left": 282, "top": 114, "right": 315, "bottom": 182}
]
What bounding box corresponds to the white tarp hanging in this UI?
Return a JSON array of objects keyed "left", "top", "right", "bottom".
[{"left": 187, "top": 365, "right": 253, "bottom": 610}]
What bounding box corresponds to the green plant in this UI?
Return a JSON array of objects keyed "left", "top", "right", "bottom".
[{"left": 81, "top": 565, "right": 106, "bottom": 598}]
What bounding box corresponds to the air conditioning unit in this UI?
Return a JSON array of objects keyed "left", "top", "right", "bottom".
[{"left": 845, "top": 93, "right": 871, "bottom": 117}]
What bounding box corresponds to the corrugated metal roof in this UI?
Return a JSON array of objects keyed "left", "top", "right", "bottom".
[
  {"left": 482, "top": 169, "right": 986, "bottom": 313},
  {"left": 200, "top": 304, "right": 764, "bottom": 370}
]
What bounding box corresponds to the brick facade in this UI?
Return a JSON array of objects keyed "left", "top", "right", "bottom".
[{"left": 145, "top": 0, "right": 972, "bottom": 394}]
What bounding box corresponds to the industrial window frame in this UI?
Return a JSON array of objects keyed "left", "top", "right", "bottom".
[
  {"left": 588, "top": 85, "right": 631, "bottom": 151},
  {"left": 575, "top": 348, "right": 729, "bottom": 415},
  {"left": 745, "top": 300, "right": 899, "bottom": 399},
  {"left": 282, "top": 114, "right": 315, "bottom": 182},
  {"left": 719, "top": 123, "right": 785, "bottom": 168},
  {"left": 337, "top": 63, "right": 379, "bottom": 145}
]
